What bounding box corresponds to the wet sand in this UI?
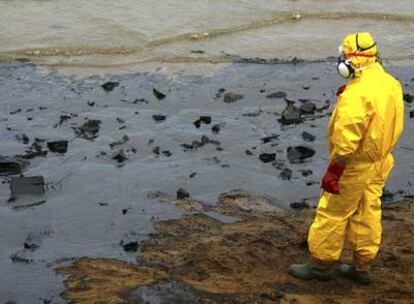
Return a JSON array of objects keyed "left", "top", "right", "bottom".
[{"left": 0, "top": 60, "right": 413, "bottom": 303}]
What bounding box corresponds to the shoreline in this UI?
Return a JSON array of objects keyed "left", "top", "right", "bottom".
[{"left": 0, "top": 60, "right": 413, "bottom": 303}]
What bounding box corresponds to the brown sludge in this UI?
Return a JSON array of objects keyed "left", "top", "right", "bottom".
[{"left": 57, "top": 192, "right": 414, "bottom": 304}]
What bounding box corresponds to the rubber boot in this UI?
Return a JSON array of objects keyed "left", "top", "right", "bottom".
[
  {"left": 288, "top": 260, "right": 332, "bottom": 281},
  {"left": 338, "top": 263, "right": 371, "bottom": 285}
]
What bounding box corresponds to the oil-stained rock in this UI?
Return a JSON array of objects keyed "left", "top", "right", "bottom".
[
  {"left": 112, "top": 150, "right": 127, "bottom": 163},
  {"left": 299, "top": 102, "right": 316, "bottom": 115},
  {"left": 195, "top": 116, "right": 212, "bottom": 128},
  {"left": 16, "top": 134, "right": 30, "bottom": 144},
  {"left": 162, "top": 150, "right": 172, "bottom": 157},
  {"left": 181, "top": 136, "right": 220, "bottom": 151},
  {"left": 301, "top": 169, "right": 313, "bottom": 177},
  {"left": 152, "top": 146, "right": 160, "bottom": 155},
  {"left": 279, "top": 168, "right": 292, "bottom": 180},
  {"left": 290, "top": 202, "right": 310, "bottom": 209},
  {"left": 10, "top": 176, "right": 45, "bottom": 197},
  {"left": 259, "top": 153, "right": 276, "bottom": 163},
  {"left": 211, "top": 123, "right": 225, "bottom": 134},
  {"left": 278, "top": 100, "right": 302, "bottom": 125},
  {"left": 177, "top": 188, "right": 190, "bottom": 199},
  {"left": 10, "top": 108, "right": 22, "bottom": 115},
  {"left": 101, "top": 81, "right": 119, "bottom": 92},
  {"left": 47, "top": 140, "right": 68, "bottom": 153},
  {"left": 73, "top": 119, "right": 101, "bottom": 140},
  {"left": 153, "top": 88, "right": 166, "bottom": 100},
  {"left": 223, "top": 92, "right": 243, "bottom": 103},
  {"left": 0, "top": 157, "right": 29, "bottom": 175},
  {"left": 302, "top": 131, "right": 316, "bottom": 142},
  {"left": 152, "top": 114, "right": 166, "bottom": 122},
  {"left": 109, "top": 135, "right": 129, "bottom": 148},
  {"left": 121, "top": 241, "right": 139, "bottom": 252},
  {"left": 261, "top": 134, "right": 279, "bottom": 144},
  {"left": 216, "top": 189, "right": 285, "bottom": 216},
  {"left": 20, "top": 138, "right": 48, "bottom": 159},
  {"left": 403, "top": 93, "right": 413, "bottom": 103},
  {"left": 287, "top": 146, "right": 315, "bottom": 163},
  {"left": 266, "top": 91, "right": 286, "bottom": 99}
]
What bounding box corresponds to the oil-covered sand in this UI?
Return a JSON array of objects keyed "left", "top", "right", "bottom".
[
  {"left": 0, "top": 60, "right": 413, "bottom": 303},
  {"left": 58, "top": 194, "right": 414, "bottom": 303}
]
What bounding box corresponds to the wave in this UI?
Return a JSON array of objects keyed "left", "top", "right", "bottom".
[{"left": 0, "top": 11, "right": 413, "bottom": 59}]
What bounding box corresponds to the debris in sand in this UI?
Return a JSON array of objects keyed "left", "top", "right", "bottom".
[
  {"left": 259, "top": 153, "right": 276, "bottom": 163},
  {"left": 278, "top": 100, "right": 302, "bottom": 125},
  {"left": 112, "top": 150, "right": 128, "bottom": 163},
  {"left": 73, "top": 119, "right": 101, "bottom": 140},
  {"left": 214, "top": 88, "right": 226, "bottom": 99},
  {"left": 242, "top": 108, "right": 263, "bottom": 117},
  {"left": 109, "top": 135, "right": 129, "bottom": 148},
  {"left": 223, "top": 92, "right": 243, "bottom": 103},
  {"left": 211, "top": 122, "right": 224, "bottom": 134},
  {"left": 299, "top": 101, "right": 316, "bottom": 115},
  {"left": 10, "top": 176, "right": 45, "bottom": 197},
  {"left": 191, "top": 50, "right": 205, "bottom": 54},
  {"left": 152, "top": 146, "right": 160, "bottom": 156},
  {"left": 10, "top": 108, "right": 22, "bottom": 115},
  {"left": 162, "top": 150, "right": 172, "bottom": 157},
  {"left": 279, "top": 168, "right": 292, "bottom": 180},
  {"left": 290, "top": 201, "right": 310, "bottom": 209},
  {"left": 153, "top": 88, "right": 166, "bottom": 100},
  {"left": 287, "top": 146, "right": 316, "bottom": 163},
  {"left": 152, "top": 114, "right": 166, "bottom": 122},
  {"left": 177, "top": 188, "right": 190, "bottom": 199},
  {"left": 189, "top": 172, "right": 197, "bottom": 178},
  {"left": 261, "top": 134, "right": 279, "bottom": 144},
  {"left": 194, "top": 116, "right": 212, "bottom": 128},
  {"left": 266, "top": 91, "right": 286, "bottom": 99},
  {"left": 301, "top": 169, "right": 313, "bottom": 177},
  {"left": 55, "top": 113, "right": 77, "bottom": 127},
  {"left": 87, "top": 101, "right": 95, "bottom": 107},
  {"left": 116, "top": 117, "right": 125, "bottom": 124},
  {"left": 181, "top": 135, "right": 220, "bottom": 151},
  {"left": 0, "top": 157, "right": 29, "bottom": 176},
  {"left": 410, "top": 110, "right": 414, "bottom": 118},
  {"left": 245, "top": 149, "right": 253, "bottom": 156},
  {"left": 301, "top": 131, "right": 316, "bottom": 142},
  {"left": 47, "top": 140, "right": 68, "bottom": 154},
  {"left": 403, "top": 93, "right": 413, "bottom": 103},
  {"left": 24, "top": 238, "right": 40, "bottom": 251},
  {"left": 18, "top": 138, "right": 48, "bottom": 159},
  {"left": 10, "top": 252, "right": 33, "bottom": 264},
  {"left": 101, "top": 81, "right": 119, "bottom": 92},
  {"left": 15, "top": 134, "right": 30, "bottom": 144}
]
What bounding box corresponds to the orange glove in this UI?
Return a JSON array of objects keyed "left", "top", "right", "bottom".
[{"left": 321, "top": 162, "right": 345, "bottom": 194}]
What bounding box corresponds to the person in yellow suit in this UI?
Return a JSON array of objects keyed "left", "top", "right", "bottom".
[{"left": 289, "top": 32, "right": 404, "bottom": 284}]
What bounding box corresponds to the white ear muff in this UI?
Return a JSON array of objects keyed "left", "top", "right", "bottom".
[
  {"left": 337, "top": 58, "right": 354, "bottom": 78},
  {"left": 337, "top": 62, "right": 351, "bottom": 78}
]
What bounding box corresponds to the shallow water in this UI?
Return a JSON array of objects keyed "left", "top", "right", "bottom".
[
  {"left": 1, "top": 0, "right": 414, "bottom": 73},
  {"left": 0, "top": 60, "right": 413, "bottom": 302}
]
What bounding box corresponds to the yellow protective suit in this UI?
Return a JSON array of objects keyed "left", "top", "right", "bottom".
[{"left": 308, "top": 33, "right": 404, "bottom": 270}]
